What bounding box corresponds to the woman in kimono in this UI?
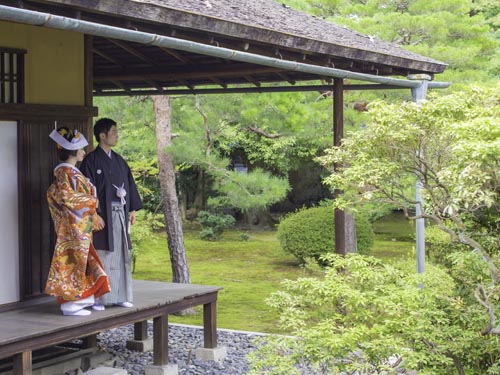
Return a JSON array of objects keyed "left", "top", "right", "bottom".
[{"left": 45, "top": 127, "right": 110, "bottom": 316}]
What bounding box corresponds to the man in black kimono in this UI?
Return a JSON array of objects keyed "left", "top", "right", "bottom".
[{"left": 80, "top": 118, "right": 143, "bottom": 310}]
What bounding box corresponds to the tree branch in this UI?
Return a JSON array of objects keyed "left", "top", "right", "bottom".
[
  {"left": 475, "top": 285, "right": 500, "bottom": 335},
  {"left": 247, "top": 125, "right": 282, "bottom": 139}
]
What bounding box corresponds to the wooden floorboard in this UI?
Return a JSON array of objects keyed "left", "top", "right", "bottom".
[{"left": 0, "top": 280, "right": 222, "bottom": 360}]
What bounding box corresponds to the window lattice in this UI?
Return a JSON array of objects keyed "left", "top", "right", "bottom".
[{"left": 0, "top": 49, "right": 25, "bottom": 104}]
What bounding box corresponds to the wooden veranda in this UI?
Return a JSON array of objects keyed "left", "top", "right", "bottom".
[{"left": 0, "top": 281, "right": 222, "bottom": 374}]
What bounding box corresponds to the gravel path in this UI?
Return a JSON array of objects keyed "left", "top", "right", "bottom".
[{"left": 96, "top": 323, "right": 264, "bottom": 375}]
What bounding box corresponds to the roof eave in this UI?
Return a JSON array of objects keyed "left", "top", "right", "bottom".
[{"left": 37, "top": 0, "right": 447, "bottom": 75}]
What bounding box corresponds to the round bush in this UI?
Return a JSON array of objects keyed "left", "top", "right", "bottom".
[{"left": 277, "top": 206, "right": 374, "bottom": 263}]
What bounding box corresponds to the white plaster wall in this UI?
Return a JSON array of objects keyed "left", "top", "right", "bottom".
[{"left": 0, "top": 121, "right": 19, "bottom": 304}]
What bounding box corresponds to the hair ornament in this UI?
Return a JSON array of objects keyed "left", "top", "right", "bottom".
[{"left": 49, "top": 128, "right": 89, "bottom": 150}]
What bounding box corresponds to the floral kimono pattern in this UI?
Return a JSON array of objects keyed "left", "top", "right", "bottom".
[{"left": 45, "top": 163, "right": 110, "bottom": 303}]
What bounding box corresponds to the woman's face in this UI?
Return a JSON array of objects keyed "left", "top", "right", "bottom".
[{"left": 76, "top": 148, "right": 86, "bottom": 162}]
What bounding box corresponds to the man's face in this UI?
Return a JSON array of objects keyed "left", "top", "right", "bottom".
[{"left": 100, "top": 124, "right": 119, "bottom": 147}]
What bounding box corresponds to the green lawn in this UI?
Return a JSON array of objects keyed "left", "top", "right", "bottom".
[
  {"left": 371, "top": 211, "right": 415, "bottom": 262},
  {"left": 133, "top": 213, "right": 415, "bottom": 333}
]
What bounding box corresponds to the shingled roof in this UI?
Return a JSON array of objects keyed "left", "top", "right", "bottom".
[
  {"left": 130, "top": 0, "right": 445, "bottom": 70},
  {"left": 2, "top": 0, "right": 447, "bottom": 95}
]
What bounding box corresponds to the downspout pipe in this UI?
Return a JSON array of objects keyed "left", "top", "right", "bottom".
[
  {"left": 409, "top": 75, "right": 429, "bottom": 278},
  {"left": 0, "top": 5, "right": 450, "bottom": 90}
]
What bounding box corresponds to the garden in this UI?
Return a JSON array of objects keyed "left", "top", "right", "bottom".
[
  {"left": 96, "top": 1, "right": 500, "bottom": 372},
  {"left": 132, "top": 211, "right": 413, "bottom": 333}
]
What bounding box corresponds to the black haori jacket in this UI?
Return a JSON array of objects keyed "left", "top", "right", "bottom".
[{"left": 80, "top": 146, "right": 143, "bottom": 251}]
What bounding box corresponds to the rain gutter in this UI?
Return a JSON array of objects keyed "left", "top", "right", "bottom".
[{"left": 0, "top": 5, "right": 450, "bottom": 90}]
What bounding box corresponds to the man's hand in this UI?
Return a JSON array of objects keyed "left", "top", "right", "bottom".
[
  {"left": 93, "top": 214, "right": 105, "bottom": 231},
  {"left": 129, "top": 210, "right": 137, "bottom": 225}
]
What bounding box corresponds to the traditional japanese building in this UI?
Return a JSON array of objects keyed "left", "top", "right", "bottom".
[{"left": 0, "top": 1, "right": 447, "bottom": 373}]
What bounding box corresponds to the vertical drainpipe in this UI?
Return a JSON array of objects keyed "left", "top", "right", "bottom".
[
  {"left": 408, "top": 74, "right": 430, "bottom": 275},
  {"left": 333, "top": 77, "right": 347, "bottom": 255}
]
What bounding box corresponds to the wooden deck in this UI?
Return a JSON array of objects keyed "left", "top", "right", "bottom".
[{"left": 0, "top": 280, "right": 222, "bottom": 374}]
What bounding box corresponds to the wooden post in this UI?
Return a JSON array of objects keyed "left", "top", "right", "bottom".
[
  {"left": 13, "top": 351, "right": 31, "bottom": 375},
  {"left": 82, "top": 334, "right": 97, "bottom": 349},
  {"left": 84, "top": 35, "right": 95, "bottom": 146},
  {"left": 134, "top": 320, "right": 149, "bottom": 341},
  {"left": 153, "top": 314, "right": 169, "bottom": 366},
  {"left": 333, "top": 78, "right": 347, "bottom": 255},
  {"left": 203, "top": 301, "right": 217, "bottom": 349}
]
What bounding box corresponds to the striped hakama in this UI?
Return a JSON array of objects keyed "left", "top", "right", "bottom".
[{"left": 96, "top": 204, "right": 133, "bottom": 305}]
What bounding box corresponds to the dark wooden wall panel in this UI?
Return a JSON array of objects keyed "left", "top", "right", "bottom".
[{"left": 0, "top": 104, "right": 98, "bottom": 301}]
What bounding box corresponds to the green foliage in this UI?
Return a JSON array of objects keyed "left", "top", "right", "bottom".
[
  {"left": 425, "top": 225, "right": 492, "bottom": 296},
  {"left": 208, "top": 168, "right": 291, "bottom": 212},
  {"left": 282, "top": 0, "right": 500, "bottom": 86},
  {"left": 473, "top": 0, "right": 500, "bottom": 33},
  {"left": 319, "top": 85, "right": 500, "bottom": 343},
  {"left": 425, "top": 224, "right": 465, "bottom": 267},
  {"left": 168, "top": 95, "right": 297, "bottom": 213},
  {"left": 129, "top": 211, "right": 164, "bottom": 273},
  {"left": 239, "top": 232, "right": 250, "bottom": 241},
  {"left": 196, "top": 210, "right": 236, "bottom": 241},
  {"left": 94, "top": 96, "right": 162, "bottom": 212},
  {"left": 248, "top": 254, "right": 500, "bottom": 374},
  {"left": 320, "top": 86, "right": 500, "bottom": 249},
  {"left": 277, "top": 206, "right": 374, "bottom": 263}
]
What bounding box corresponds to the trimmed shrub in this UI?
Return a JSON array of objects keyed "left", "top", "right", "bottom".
[
  {"left": 277, "top": 206, "right": 374, "bottom": 263},
  {"left": 196, "top": 210, "right": 236, "bottom": 241}
]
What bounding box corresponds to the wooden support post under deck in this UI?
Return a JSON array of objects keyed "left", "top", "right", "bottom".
[
  {"left": 153, "top": 314, "right": 169, "bottom": 366},
  {"left": 13, "top": 351, "right": 31, "bottom": 375},
  {"left": 203, "top": 301, "right": 217, "bottom": 349},
  {"left": 82, "top": 334, "right": 98, "bottom": 349},
  {"left": 134, "top": 320, "right": 149, "bottom": 340},
  {"left": 333, "top": 77, "right": 347, "bottom": 255}
]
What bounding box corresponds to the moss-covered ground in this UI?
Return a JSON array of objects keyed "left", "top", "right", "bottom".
[{"left": 133, "top": 212, "right": 414, "bottom": 333}]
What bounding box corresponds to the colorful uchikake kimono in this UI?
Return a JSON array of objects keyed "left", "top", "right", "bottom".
[{"left": 45, "top": 163, "right": 110, "bottom": 304}]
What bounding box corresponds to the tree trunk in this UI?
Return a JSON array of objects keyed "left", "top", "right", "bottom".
[
  {"left": 179, "top": 192, "right": 187, "bottom": 221},
  {"left": 192, "top": 167, "right": 205, "bottom": 210},
  {"left": 152, "top": 95, "right": 191, "bottom": 284}
]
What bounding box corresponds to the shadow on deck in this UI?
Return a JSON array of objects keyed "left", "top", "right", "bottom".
[{"left": 0, "top": 280, "right": 222, "bottom": 374}]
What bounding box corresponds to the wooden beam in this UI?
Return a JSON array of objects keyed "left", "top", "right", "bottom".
[
  {"left": 209, "top": 77, "right": 227, "bottom": 88},
  {"left": 110, "top": 80, "right": 131, "bottom": 94},
  {"left": 243, "top": 75, "right": 261, "bottom": 87},
  {"left": 93, "top": 47, "right": 123, "bottom": 67},
  {"left": 94, "top": 83, "right": 408, "bottom": 96},
  {"left": 95, "top": 64, "right": 283, "bottom": 82},
  {"left": 153, "top": 314, "right": 169, "bottom": 366},
  {"left": 107, "top": 38, "right": 157, "bottom": 65},
  {"left": 145, "top": 80, "right": 165, "bottom": 92},
  {"left": 84, "top": 35, "right": 93, "bottom": 107},
  {"left": 0, "top": 103, "right": 98, "bottom": 120},
  {"left": 277, "top": 72, "right": 296, "bottom": 85},
  {"left": 177, "top": 79, "right": 195, "bottom": 90},
  {"left": 157, "top": 46, "right": 192, "bottom": 64},
  {"left": 333, "top": 78, "right": 346, "bottom": 256}
]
